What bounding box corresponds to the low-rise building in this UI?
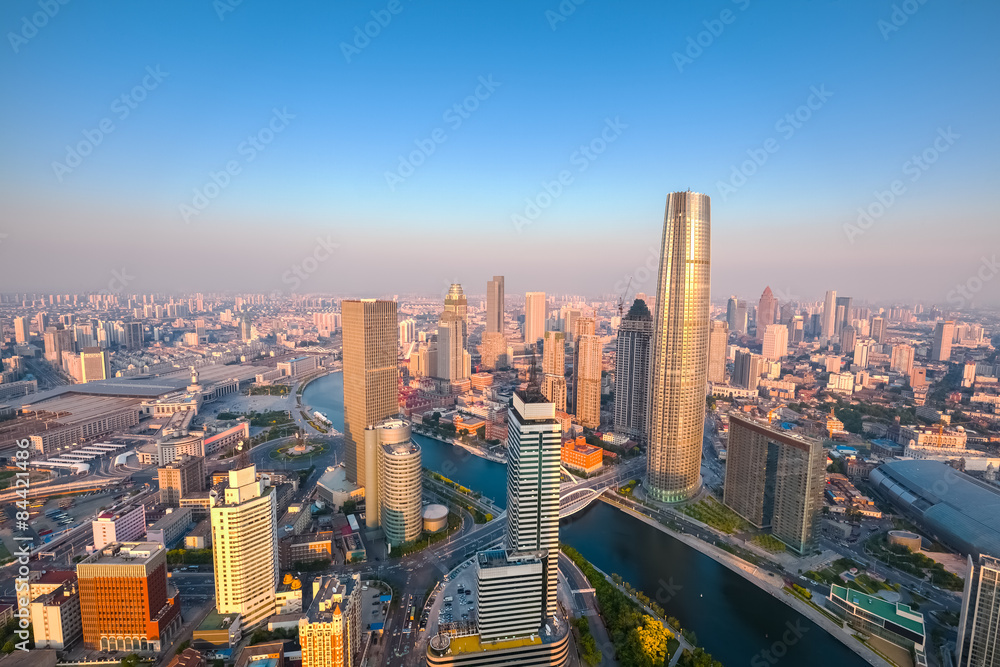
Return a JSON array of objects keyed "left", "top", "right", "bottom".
[
  {"left": 29, "top": 581, "right": 82, "bottom": 649},
  {"left": 147, "top": 507, "right": 194, "bottom": 548},
  {"left": 560, "top": 438, "right": 603, "bottom": 475},
  {"left": 826, "top": 585, "right": 926, "bottom": 665}
]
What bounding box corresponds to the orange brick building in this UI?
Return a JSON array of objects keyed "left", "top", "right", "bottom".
[
  {"left": 77, "top": 542, "right": 181, "bottom": 652},
  {"left": 561, "top": 437, "right": 604, "bottom": 474}
]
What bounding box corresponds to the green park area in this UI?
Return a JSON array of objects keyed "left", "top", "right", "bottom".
[{"left": 679, "top": 496, "right": 750, "bottom": 534}]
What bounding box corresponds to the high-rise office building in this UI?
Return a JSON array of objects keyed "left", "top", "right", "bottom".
[
  {"left": 870, "top": 316, "right": 886, "bottom": 344},
  {"left": 757, "top": 287, "right": 778, "bottom": 337},
  {"left": 211, "top": 464, "right": 279, "bottom": 628},
  {"left": 822, "top": 290, "right": 837, "bottom": 340},
  {"left": 854, "top": 339, "right": 875, "bottom": 370},
  {"left": 733, "top": 350, "right": 764, "bottom": 390},
  {"left": 342, "top": 299, "right": 399, "bottom": 485},
  {"left": 840, "top": 324, "right": 857, "bottom": 355},
  {"left": 726, "top": 297, "right": 739, "bottom": 333},
  {"left": 13, "top": 316, "right": 29, "bottom": 344},
  {"left": 891, "top": 344, "right": 915, "bottom": 377},
  {"left": 240, "top": 316, "right": 253, "bottom": 341},
  {"left": 433, "top": 393, "right": 571, "bottom": 663},
  {"left": 647, "top": 191, "right": 711, "bottom": 503},
  {"left": 481, "top": 276, "right": 508, "bottom": 371},
  {"left": 77, "top": 542, "right": 181, "bottom": 652},
  {"left": 158, "top": 454, "right": 205, "bottom": 506},
  {"left": 541, "top": 331, "right": 567, "bottom": 412},
  {"left": 437, "top": 284, "right": 470, "bottom": 381},
  {"left": 79, "top": 347, "right": 110, "bottom": 383},
  {"left": 34, "top": 312, "right": 47, "bottom": 336},
  {"left": 542, "top": 331, "right": 564, "bottom": 376},
  {"left": 707, "top": 320, "right": 729, "bottom": 383},
  {"left": 524, "top": 292, "right": 546, "bottom": 348},
  {"left": 723, "top": 415, "right": 825, "bottom": 554},
  {"left": 932, "top": 321, "right": 954, "bottom": 362},
  {"left": 957, "top": 554, "right": 1000, "bottom": 667},
  {"left": 363, "top": 418, "right": 423, "bottom": 546},
  {"left": 300, "top": 574, "right": 362, "bottom": 667},
  {"left": 561, "top": 307, "right": 582, "bottom": 343},
  {"left": 398, "top": 318, "right": 416, "bottom": 345},
  {"left": 834, "top": 296, "right": 852, "bottom": 338},
  {"left": 486, "top": 276, "right": 505, "bottom": 334},
  {"left": 505, "top": 389, "right": 562, "bottom": 618},
  {"left": 614, "top": 299, "right": 653, "bottom": 443},
  {"left": 574, "top": 333, "right": 601, "bottom": 429},
  {"left": 44, "top": 326, "right": 74, "bottom": 365},
  {"left": 123, "top": 321, "right": 143, "bottom": 350},
  {"left": 735, "top": 301, "right": 748, "bottom": 335},
  {"left": 437, "top": 314, "right": 470, "bottom": 381},
  {"left": 761, "top": 324, "right": 788, "bottom": 361}
]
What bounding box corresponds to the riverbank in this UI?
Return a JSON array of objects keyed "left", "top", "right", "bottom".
[
  {"left": 600, "top": 496, "right": 893, "bottom": 667},
  {"left": 296, "top": 368, "right": 341, "bottom": 410},
  {"left": 411, "top": 426, "right": 507, "bottom": 464}
]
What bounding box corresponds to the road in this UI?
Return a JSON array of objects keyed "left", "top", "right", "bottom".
[{"left": 559, "top": 551, "right": 619, "bottom": 667}]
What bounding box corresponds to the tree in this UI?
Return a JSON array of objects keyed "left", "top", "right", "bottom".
[
  {"left": 624, "top": 615, "right": 672, "bottom": 667},
  {"left": 120, "top": 655, "right": 142, "bottom": 667}
]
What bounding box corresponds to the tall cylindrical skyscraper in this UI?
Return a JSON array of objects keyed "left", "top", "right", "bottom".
[{"left": 647, "top": 191, "right": 711, "bottom": 503}]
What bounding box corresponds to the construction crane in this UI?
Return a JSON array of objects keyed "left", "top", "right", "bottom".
[
  {"left": 616, "top": 277, "right": 633, "bottom": 319},
  {"left": 767, "top": 404, "right": 786, "bottom": 425}
]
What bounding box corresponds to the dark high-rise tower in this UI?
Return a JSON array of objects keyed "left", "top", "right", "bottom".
[
  {"left": 613, "top": 298, "right": 653, "bottom": 444},
  {"left": 486, "top": 276, "right": 504, "bottom": 334},
  {"left": 647, "top": 191, "right": 711, "bottom": 503}
]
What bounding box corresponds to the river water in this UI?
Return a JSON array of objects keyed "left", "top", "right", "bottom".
[{"left": 302, "top": 372, "right": 867, "bottom": 665}]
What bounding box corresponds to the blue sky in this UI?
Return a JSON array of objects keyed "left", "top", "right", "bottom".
[{"left": 1, "top": 0, "right": 998, "bottom": 305}]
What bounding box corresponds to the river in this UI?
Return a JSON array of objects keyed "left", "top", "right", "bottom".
[{"left": 301, "top": 372, "right": 867, "bottom": 665}]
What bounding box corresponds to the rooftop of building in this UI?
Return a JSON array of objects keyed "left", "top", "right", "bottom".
[
  {"left": 871, "top": 459, "right": 1000, "bottom": 557},
  {"left": 80, "top": 541, "right": 164, "bottom": 566},
  {"left": 317, "top": 465, "right": 363, "bottom": 494},
  {"left": 32, "top": 570, "right": 76, "bottom": 586},
  {"left": 381, "top": 440, "right": 420, "bottom": 457},
  {"left": 96, "top": 504, "right": 144, "bottom": 521},
  {"left": 830, "top": 584, "right": 924, "bottom": 635},
  {"left": 304, "top": 574, "right": 359, "bottom": 624},
  {"left": 197, "top": 609, "right": 241, "bottom": 631}
]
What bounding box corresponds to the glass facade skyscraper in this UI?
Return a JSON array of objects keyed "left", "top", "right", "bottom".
[{"left": 647, "top": 191, "right": 711, "bottom": 503}]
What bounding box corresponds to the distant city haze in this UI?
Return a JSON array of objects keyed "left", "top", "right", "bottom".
[{"left": 1, "top": 1, "right": 997, "bottom": 305}]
